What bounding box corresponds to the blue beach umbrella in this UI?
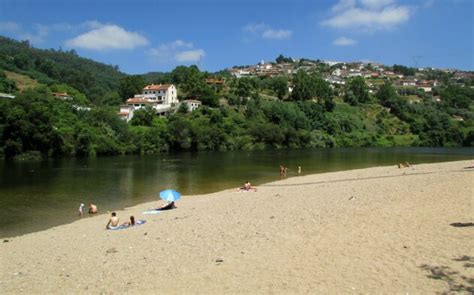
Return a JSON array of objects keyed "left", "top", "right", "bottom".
[{"left": 159, "top": 189, "right": 181, "bottom": 202}]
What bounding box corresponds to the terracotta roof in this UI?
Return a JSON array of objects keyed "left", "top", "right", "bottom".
[
  {"left": 143, "top": 84, "right": 173, "bottom": 91},
  {"left": 206, "top": 78, "right": 224, "bottom": 84},
  {"left": 126, "top": 98, "right": 153, "bottom": 104},
  {"left": 53, "top": 92, "right": 69, "bottom": 97}
]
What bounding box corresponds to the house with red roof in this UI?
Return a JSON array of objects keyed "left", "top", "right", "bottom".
[{"left": 117, "top": 84, "right": 178, "bottom": 122}]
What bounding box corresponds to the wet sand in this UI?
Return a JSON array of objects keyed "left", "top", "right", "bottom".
[{"left": 1, "top": 160, "right": 473, "bottom": 294}]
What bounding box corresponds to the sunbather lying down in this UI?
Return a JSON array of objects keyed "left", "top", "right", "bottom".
[
  {"left": 120, "top": 215, "right": 145, "bottom": 227},
  {"left": 236, "top": 181, "right": 257, "bottom": 192},
  {"left": 152, "top": 201, "right": 177, "bottom": 211},
  {"left": 398, "top": 162, "right": 411, "bottom": 168}
]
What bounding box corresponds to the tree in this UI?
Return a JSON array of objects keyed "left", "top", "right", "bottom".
[
  {"left": 233, "top": 77, "right": 257, "bottom": 101},
  {"left": 0, "top": 71, "right": 17, "bottom": 93},
  {"left": 311, "top": 73, "right": 334, "bottom": 111},
  {"left": 275, "top": 54, "right": 292, "bottom": 64},
  {"left": 1, "top": 86, "right": 63, "bottom": 158},
  {"left": 393, "top": 64, "right": 416, "bottom": 76},
  {"left": 376, "top": 81, "right": 398, "bottom": 104},
  {"left": 130, "top": 106, "right": 155, "bottom": 126},
  {"left": 440, "top": 85, "right": 473, "bottom": 109},
  {"left": 271, "top": 76, "right": 288, "bottom": 100},
  {"left": 14, "top": 53, "right": 30, "bottom": 70},
  {"left": 118, "top": 75, "right": 146, "bottom": 101},
  {"left": 344, "top": 77, "right": 370, "bottom": 105},
  {"left": 291, "top": 70, "right": 313, "bottom": 101}
]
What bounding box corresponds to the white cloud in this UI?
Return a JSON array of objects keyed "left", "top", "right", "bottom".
[
  {"left": 243, "top": 23, "right": 292, "bottom": 41},
  {"left": 360, "top": 0, "right": 394, "bottom": 9},
  {"left": 65, "top": 24, "right": 149, "bottom": 50},
  {"left": 333, "top": 37, "right": 357, "bottom": 46},
  {"left": 332, "top": 0, "right": 356, "bottom": 12},
  {"left": 0, "top": 21, "right": 21, "bottom": 33},
  {"left": 322, "top": 0, "right": 412, "bottom": 31},
  {"left": 262, "top": 29, "right": 292, "bottom": 40},
  {"left": 0, "top": 21, "right": 48, "bottom": 44},
  {"left": 175, "top": 49, "right": 206, "bottom": 62},
  {"left": 148, "top": 40, "right": 205, "bottom": 63},
  {"left": 243, "top": 23, "right": 268, "bottom": 34}
]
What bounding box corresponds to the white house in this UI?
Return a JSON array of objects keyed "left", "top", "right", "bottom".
[
  {"left": 142, "top": 84, "right": 178, "bottom": 105},
  {"left": 325, "top": 75, "right": 345, "bottom": 85},
  {"left": 118, "top": 84, "right": 178, "bottom": 122},
  {"left": 401, "top": 79, "right": 417, "bottom": 86},
  {"left": 0, "top": 92, "right": 15, "bottom": 99},
  {"left": 182, "top": 99, "right": 202, "bottom": 112},
  {"left": 417, "top": 85, "right": 432, "bottom": 92}
]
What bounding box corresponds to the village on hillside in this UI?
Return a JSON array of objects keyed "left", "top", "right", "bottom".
[
  {"left": 227, "top": 57, "right": 473, "bottom": 95},
  {"left": 108, "top": 57, "right": 473, "bottom": 122}
]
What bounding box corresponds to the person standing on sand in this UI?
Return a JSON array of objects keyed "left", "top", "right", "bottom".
[
  {"left": 78, "top": 203, "right": 85, "bottom": 216},
  {"left": 106, "top": 212, "right": 119, "bottom": 229},
  {"left": 280, "top": 165, "right": 288, "bottom": 178},
  {"left": 298, "top": 166, "right": 301, "bottom": 175}
]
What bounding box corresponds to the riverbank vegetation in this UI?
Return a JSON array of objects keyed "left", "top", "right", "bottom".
[{"left": 0, "top": 36, "right": 472, "bottom": 160}]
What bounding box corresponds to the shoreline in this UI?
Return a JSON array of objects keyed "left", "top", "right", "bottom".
[
  {"left": 2, "top": 159, "right": 470, "bottom": 240},
  {"left": 1, "top": 160, "right": 473, "bottom": 293}
]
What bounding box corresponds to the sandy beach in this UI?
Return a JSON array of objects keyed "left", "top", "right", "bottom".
[{"left": 1, "top": 160, "right": 473, "bottom": 294}]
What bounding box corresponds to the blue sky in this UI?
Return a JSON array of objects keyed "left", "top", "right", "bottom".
[{"left": 0, "top": 0, "right": 472, "bottom": 74}]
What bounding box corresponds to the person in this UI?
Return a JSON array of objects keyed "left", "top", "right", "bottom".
[
  {"left": 106, "top": 212, "right": 120, "bottom": 229},
  {"left": 280, "top": 165, "right": 288, "bottom": 178},
  {"left": 398, "top": 162, "right": 411, "bottom": 168},
  {"left": 155, "top": 201, "right": 177, "bottom": 211},
  {"left": 88, "top": 203, "right": 97, "bottom": 214},
  {"left": 298, "top": 166, "right": 302, "bottom": 175},
  {"left": 122, "top": 215, "right": 136, "bottom": 227},
  {"left": 237, "top": 181, "right": 257, "bottom": 192},
  {"left": 78, "top": 203, "right": 85, "bottom": 216}
]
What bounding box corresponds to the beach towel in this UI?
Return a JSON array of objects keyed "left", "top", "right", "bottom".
[
  {"left": 142, "top": 210, "right": 162, "bottom": 215},
  {"left": 107, "top": 220, "right": 147, "bottom": 230}
]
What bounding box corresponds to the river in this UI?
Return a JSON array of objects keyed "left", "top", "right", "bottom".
[{"left": 1, "top": 147, "right": 472, "bottom": 237}]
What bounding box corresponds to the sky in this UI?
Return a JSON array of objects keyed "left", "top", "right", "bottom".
[{"left": 0, "top": 0, "right": 473, "bottom": 74}]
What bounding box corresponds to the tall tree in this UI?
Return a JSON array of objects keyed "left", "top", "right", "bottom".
[
  {"left": 344, "top": 77, "right": 370, "bottom": 105},
  {"left": 118, "top": 75, "right": 146, "bottom": 100}
]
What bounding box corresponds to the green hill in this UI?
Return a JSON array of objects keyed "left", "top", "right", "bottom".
[
  {"left": 0, "top": 36, "right": 126, "bottom": 104},
  {"left": 0, "top": 38, "right": 472, "bottom": 160}
]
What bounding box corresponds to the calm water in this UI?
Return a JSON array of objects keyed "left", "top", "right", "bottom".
[{"left": 1, "top": 148, "right": 473, "bottom": 238}]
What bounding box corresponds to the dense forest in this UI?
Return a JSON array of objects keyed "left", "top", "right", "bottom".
[{"left": 0, "top": 36, "right": 473, "bottom": 160}]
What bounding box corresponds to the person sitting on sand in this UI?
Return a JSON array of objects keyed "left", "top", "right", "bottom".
[
  {"left": 237, "top": 181, "right": 257, "bottom": 192},
  {"left": 88, "top": 203, "right": 97, "bottom": 214},
  {"left": 106, "top": 212, "right": 120, "bottom": 229},
  {"left": 155, "top": 201, "right": 177, "bottom": 211}
]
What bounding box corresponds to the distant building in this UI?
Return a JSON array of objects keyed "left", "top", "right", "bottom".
[
  {"left": 142, "top": 84, "right": 178, "bottom": 105},
  {"left": 118, "top": 84, "right": 178, "bottom": 122},
  {"left": 53, "top": 92, "right": 73, "bottom": 100},
  {"left": 0, "top": 92, "right": 15, "bottom": 99},
  {"left": 325, "top": 75, "right": 345, "bottom": 85},
  {"left": 205, "top": 78, "right": 225, "bottom": 85},
  {"left": 182, "top": 99, "right": 202, "bottom": 112},
  {"left": 400, "top": 79, "right": 417, "bottom": 86}
]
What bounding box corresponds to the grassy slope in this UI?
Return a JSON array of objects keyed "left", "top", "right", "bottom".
[{"left": 5, "top": 71, "right": 40, "bottom": 91}]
